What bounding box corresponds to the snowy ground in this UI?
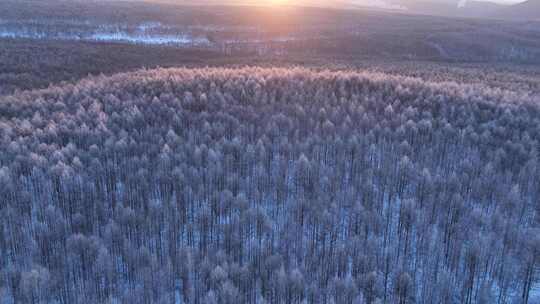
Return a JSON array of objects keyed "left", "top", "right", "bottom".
[
  {"left": 0, "top": 29, "right": 210, "bottom": 46},
  {"left": 0, "top": 18, "right": 311, "bottom": 50},
  {"left": 0, "top": 20, "right": 213, "bottom": 47},
  {"left": 89, "top": 32, "right": 210, "bottom": 46},
  {"left": 531, "top": 281, "right": 540, "bottom": 304}
]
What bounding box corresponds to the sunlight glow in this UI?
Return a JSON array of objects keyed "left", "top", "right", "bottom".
[{"left": 267, "top": 0, "right": 290, "bottom": 5}]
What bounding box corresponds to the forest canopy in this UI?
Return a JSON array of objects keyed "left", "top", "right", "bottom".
[{"left": 0, "top": 67, "right": 539, "bottom": 303}]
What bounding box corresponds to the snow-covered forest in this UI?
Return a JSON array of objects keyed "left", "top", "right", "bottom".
[{"left": 0, "top": 68, "right": 538, "bottom": 303}]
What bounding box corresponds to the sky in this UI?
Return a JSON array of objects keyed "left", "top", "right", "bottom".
[
  {"left": 148, "top": 0, "right": 529, "bottom": 12},
  {"left": 347, "top": 0, "right": 525, "bottom": 5},
  {"left": 151, "top": 0, "right": 527, "bottom": 5},
  {"left": 213, "top": 0, "right": 526, "bottom": 5}
]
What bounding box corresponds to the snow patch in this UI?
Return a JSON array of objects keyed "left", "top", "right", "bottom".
[
  {"left": 530, "top": 281, "right": 540, "bottom": 304},
  {"left": 89, "top": 32, "right": 209, "bottom": 46},
  {"left": 0, "top": 28, "right": 210, "bottom": 47}
]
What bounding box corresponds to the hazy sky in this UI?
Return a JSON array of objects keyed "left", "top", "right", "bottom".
[
  {"left": 241, "top": 0, "right": 526, "bottom": 5},
  {"left": 149, "top": 0, "right": 528, "bottom": 11},
  {"left": 153, "top": 0, "right": 527, "bottom": 5},
  {"left": 348, "top": 0, "right": 525, "bottom": 5}
]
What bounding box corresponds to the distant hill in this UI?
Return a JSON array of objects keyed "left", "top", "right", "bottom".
[
  {"left": 133, "top": 0, "right": 540, "bottom": 20},
  {"left": 386, "top": 0, "right": 540, "bottom": 21},
  {"left": 375, "top": 0, "right": 540, "bottom": 20},
  {"left": 459, "top": 0, "right": 503, "bottom": 18},
  {"left": 494, "top": 0, "right": 540, "bottom": 20},
  {"left": 384, "top": 0, "right": 505, "bottom": 18}
]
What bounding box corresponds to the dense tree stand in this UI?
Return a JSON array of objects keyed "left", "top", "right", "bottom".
[{"left": 0, "top": 67, "right": 538, "bottom": 303}]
